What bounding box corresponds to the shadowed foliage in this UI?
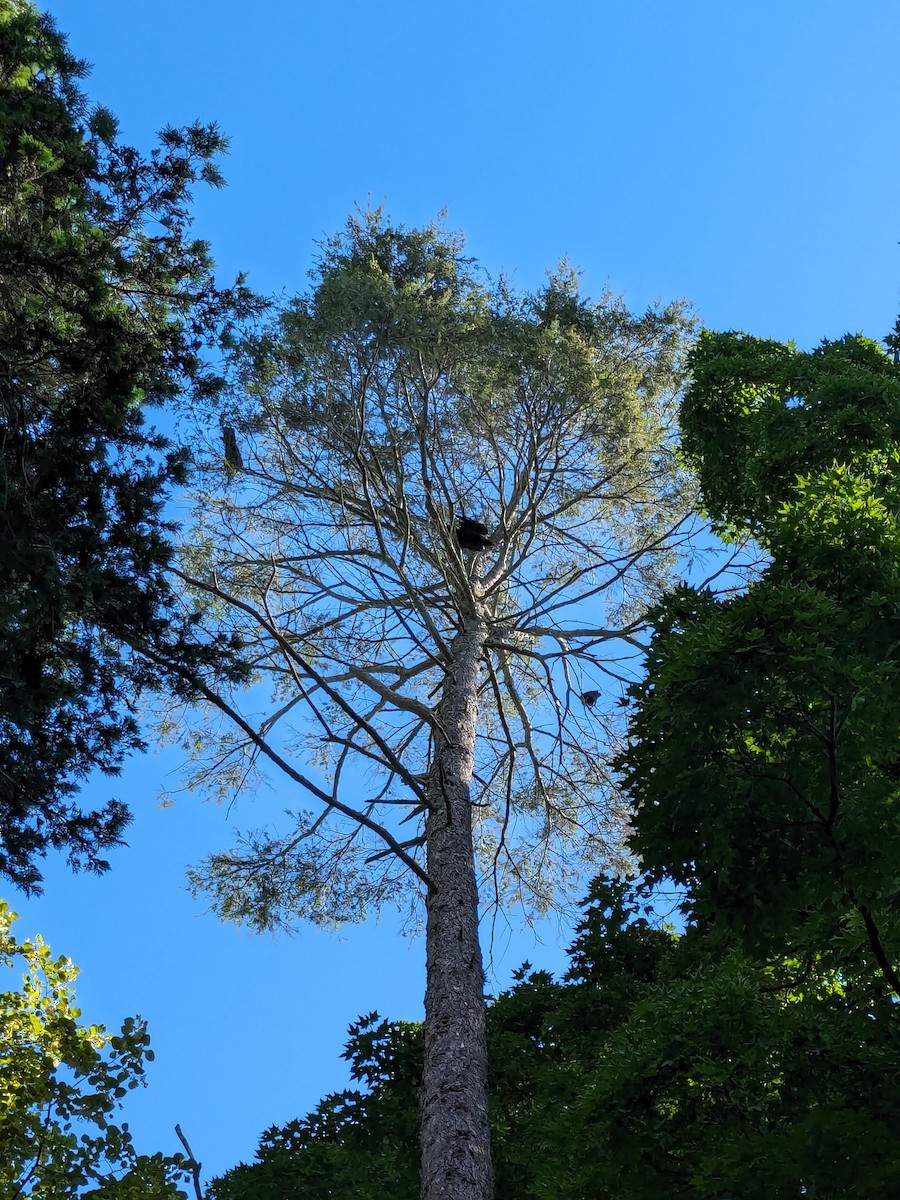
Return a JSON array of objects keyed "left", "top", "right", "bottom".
[{"left": 0, "top": 0, "right": 251, "bottom": 890}]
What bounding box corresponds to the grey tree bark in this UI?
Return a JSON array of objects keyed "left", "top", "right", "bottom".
[{"left": 421, "top": 620, "right": 493, "bottom": 1200}]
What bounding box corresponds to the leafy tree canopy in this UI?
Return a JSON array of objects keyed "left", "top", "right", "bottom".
[
  {"left": 620, "top": 330, "right": 900, "bottom": 995},
  {"left": 0, "top": 0, "right": 251, "bottom": 890},
  {"left": 0, "top": 899, "right": 190, "bottom": 1198},
  {"left": 209, "top": 879, "right": 900, "bottom": 1199}
]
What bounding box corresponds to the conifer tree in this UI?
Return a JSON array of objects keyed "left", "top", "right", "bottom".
[
  {"left": 0, "top": 0, "right": 249, "bottom": 889},
  {"left": 173, "top": 212, "right": 695, "bottom": 1199}
]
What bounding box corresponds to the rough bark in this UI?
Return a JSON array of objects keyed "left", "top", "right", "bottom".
[{"left": 420, "top": 619, "right": 494, "bottom": 1200}]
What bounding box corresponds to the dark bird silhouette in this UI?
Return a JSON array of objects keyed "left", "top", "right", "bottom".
[
  {"left": 222, "top": 425, "right": 242, "bottom": 471},
  {"left": 581, "top": 689, "right": 601, "bottom": 707},
  {"left": 456, "top": 515, "right": 495, "bottom": 552}
]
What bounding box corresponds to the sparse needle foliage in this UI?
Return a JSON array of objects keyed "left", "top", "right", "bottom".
[{"left": 169, "top": 210, "right": 697, "bottom": 1199}]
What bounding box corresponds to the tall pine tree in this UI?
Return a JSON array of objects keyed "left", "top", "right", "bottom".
[{"left": 169, "top": 211, "right": 696, "bottom": 1198}]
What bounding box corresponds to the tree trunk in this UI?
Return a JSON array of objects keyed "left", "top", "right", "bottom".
[{"left": 420, "top": 619, "right": 494, "bottom": 1200}]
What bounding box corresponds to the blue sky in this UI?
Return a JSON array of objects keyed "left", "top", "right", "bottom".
[{"left": 11, "top": 0, "right": 900, "bottom": 1185}]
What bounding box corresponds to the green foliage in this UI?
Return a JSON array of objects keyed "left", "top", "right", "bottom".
[
  {"left": 207, "top": 881, "right": 668, "bottom": 1200},
  {"left": 0, "top": 900, "right": 189, "bottom": 1197},
  {"left": 180, "top": 208, "right": 695, "bottom": 929},
  {"left": 680, "top": 329, "right": 900, "bottom": 537},
  {"left": 230, "top": 210, "right": 687, "bottom": 529},
  {"left": 210, "top": 879, "right": 900, "bottom": 1198},
  {"left": 0, "top": 0, "right": 252, "bottom": 890},
  {"left": 208, "top": 326, "right": 900, "bottom": 1198},
  {"left": 529, "top": 936, "right": 900, "bottom": 1199},
  {"left": 620, "top": 331, "right": 900, "bottom": 992},
  {"left": 208, "top": 1013, "right": 421, "bottom": 1200}
]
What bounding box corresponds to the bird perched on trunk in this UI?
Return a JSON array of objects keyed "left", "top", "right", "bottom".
[
  {"left": 222, "top": 425, "right": 242, "bottom": 472},
  {"left": 456, "top": 515, "right": 495, "bottom": 552}
]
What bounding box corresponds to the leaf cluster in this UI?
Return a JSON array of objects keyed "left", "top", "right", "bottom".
[
  {"left": 0, "top": 899, "right": 190, "bottom": 1198},
  {"left": 620, "top": 331, "right": 900, "bottom": 989}
]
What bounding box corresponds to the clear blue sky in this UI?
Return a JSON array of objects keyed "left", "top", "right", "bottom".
[{"left": 12, "top": 0, "right": 900, "bottom": 1185}]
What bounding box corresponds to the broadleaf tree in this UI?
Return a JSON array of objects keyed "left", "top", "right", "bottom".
[
  {"left": 620, "top": 329, "right": 900, "bottom": 994},
  {"left": 210, "top": 878, "right": 900, "bottom": 1199},
  {"left": 0, "top": 899, "right": 191, "bottom": 1198},
  {"left": 168, "top": 211, "right": 697, "bottom": 1199},
  {"left": 0, "top": 0, "right": 251, "bottom": 891}
]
